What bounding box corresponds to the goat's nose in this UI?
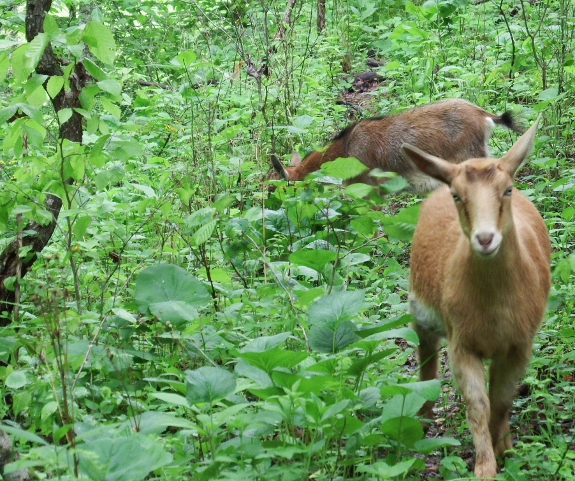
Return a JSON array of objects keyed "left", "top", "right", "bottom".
[{"left": 476, "top": 233, "right": 494, "bottom": 248}]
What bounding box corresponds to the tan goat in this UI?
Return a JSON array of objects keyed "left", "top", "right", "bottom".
[
  {"left": 267, "top": 99, "right": 522, "bottom": 193},
  {"left": 401, "top": 117, "right": 550, "bottom": 478}
]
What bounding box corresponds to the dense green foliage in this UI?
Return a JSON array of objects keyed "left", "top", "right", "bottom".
[{"left": 0, "top": 0, "right": 574, "bottom": 479}]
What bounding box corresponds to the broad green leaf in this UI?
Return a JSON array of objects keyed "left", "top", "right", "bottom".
[
  {"left": 320, "top": 157, "right": 368, "bottom": 180},
  {"left": 46, "top": 76, "right": 64, "bottom": 98},
  {"left": 77, "top": 434, "right": 172, "bottom": 481},
  {"left": 100, "top": 97, "right": 121, "bottom": 119},
  {"left": 289, "top": 249, "right": 337, "bottom": 272},
  {"left": 307, "top": 290, "right": 365, "bottom": 328},
  {"left": 357, "top": 458, "right": 417, "bottom": 477},
  {"left": 173, "top": 50, "right": 197, "bottom": 67},
  {"left": 11, "top": 44, "right": 34, "bottom": 82},
  {"left": 192, "top": 219, "right": 217, "bottom": 246},
  {"left": 308, "top": 320, "right": 359, "bottom": 353},
  {"left": 84, "top": 58, "right": 108, "bottom": 81},
  {"left": 238, "top": 348, "right": 308, "bottom": 373},
  {"left": 271, "top": 372, "right": 341, "bottom": 394},
  {"left": 0, "top": 424, "right": 48, "bottom": 445},
  {"left": 149, "top": 392, "right": 190, "bottom": 408},
  {"left": 346, "top": 348, "right": 396, "bottom": 376},
  {"left": 95, "top": 165, "right": 125, "bottom": 190},
  {"left": 340, "top": 253, "right": 371, "bottom": 268},
  {"left": 414, "top": 437, "right": 460, "bottom": 454},
  {"left": 343, "top": 183, "right": 373, "bottom": 199},
  {"left": 350, "top": 216, "right": 376, "bottom": 236},
  {"left": 58, "top": 108, "right": 73, "bottom": 125},
  {"left": 73, "top": 215, "right": 91, "bottom": 240},
  {"left": 43, "top": 14, "right": 60, "bottom": 36},
  {"left": 24, "top": 33, "right": 49, "bottom": 69},
  {"left": 5, "top": 370, "right": 31, "bottom": 389},
  {"left": 381, "top": 416, "right": 424, "bottom": 447},
  {"left": 83, "top": 21, "right": 116, "bottom": 64},
  {"left": 240, "top": 332, "right": 291, "bottom": 353},
  {"left": 135, "top": 264, "right": 210, "bottom": 325},
  {"left": 403, "top": 379, "right": 440, "bottom": 401},
  {"left": 120, "top": 411, "right": 196, "bottom": 435},
  {"left": 41, "top": 401, "right": 58, "bottom": 420},
  {"left": 185, "top": 366, "right": 236, "bottom": 405},
  {"left": 0, "top": 106, "right": 18, "bottom": 125},
  {"left": 539, "top": 87, "right": 559, "bottom": 101},
  {"left": 97, "top": 79, "right": 122, "bottom": 97},
  {"left": 380, "top": 392, "right": 426, "bottom": 421},
  {"left": 294, "top": 115, "right": 313, "bottom": 129},
  {"left": 0, "top": 54, "right": 9, "bottom": 83},
  {"left": 234, "top": 360, "right": 272, "bottom": 387}
]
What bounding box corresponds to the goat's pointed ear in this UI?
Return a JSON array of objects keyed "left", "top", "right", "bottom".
[
  {"left": 290, "top": 151, "right": 302, "bottom": 167},
  {"left": 270, "top": 154, "right": 289, "bottom": 180},
  {"left": 500, "top": 115, "right": 540, "bottom": 176},
  {"left": 401, "top": 143, "right": 458, "bottom": 185}
]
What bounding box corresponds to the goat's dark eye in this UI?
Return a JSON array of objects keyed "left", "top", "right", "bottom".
[
  {"left": 504, "top": 187, "right": 512, "bottom": 196},
  {"left": 452, "top": 192, "right": 460, "bottom": 202}
]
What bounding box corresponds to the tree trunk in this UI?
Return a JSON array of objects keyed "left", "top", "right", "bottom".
[
  {"left": 0, "top": 0, "right": 86, "bottom": 326},
  {"left": 274, "top": 0, "right": 297, "bottom": 40},
  {"left": 317, "top": 0, "right": 325, "bottom": 33}
]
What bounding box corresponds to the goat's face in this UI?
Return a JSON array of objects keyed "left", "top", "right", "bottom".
[{"left": 449, "top": 161, "right": 515, "bottom": 257}]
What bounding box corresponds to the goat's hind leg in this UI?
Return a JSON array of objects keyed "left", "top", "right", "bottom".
[
  {"left": 413, "top": 323, "right": 441, "bottom": 422},
  {"left": 488, "top": 348, "right": 531, "bottom": 456}
]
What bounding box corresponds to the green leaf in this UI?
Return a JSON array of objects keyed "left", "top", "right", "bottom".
[
  {"left": 84, "top": 58, "right": 108, "bottom": 81},
  {"left": 135, "top": 264, "right": 210, "bottom": 326},
  {"left": 350, "top": 216, "right": 376, "bottom": 236},
  {"left": 120, "top": 411, "right": 196, "bottom": 435},
  {"left": 43, "top": 14, "right": 60, "bottom": 36},
  {"left": 308, "top": 290, "right": 365, "bottom": 328},
  {"left": 0, "top": 54, "right": 10, "bottom": 83},
  {"left": 320, "top": 157, "right": 369, "bottom": 180},
  {"left": 357, "top": 458, "right": 417, "bottom": 477},
  {"left": 0, "top": 424, "right": 48, "bottom": 445},
  {"left": 403, "top": 379, "right": 440, "bottom": 401},
  {"left": 240, "top": 332, "right": 291, "bottom": 353},
  {"left": 294, "top": 115, "right": 313, "bottom": 129},
  {"left": 97, "top": 79, "right": 122, "bottom": 97},
  {"left": 100, "top": 97, "right": 121, "bottom": 119},
  {"left": 25, "top": 33, "right": 49, "bottom": 69},
  {"left": 11, "top": 44, "right": 34, "bottom": 82},
  {"left": 381, "top": 416, "right": 424, "bottom": 447},
  {"left": 149, "top": 392, "right": 190, "bottom": 408},
  {"left": 46, "top": 76, "right": 64, "bottom": 99},
  {"left": 185, "top": 366, "right": 236, "bottom": 405},
  {"left": 58, "top": 108, "right": 73, "bottom": 125},
  {"left": 289, "top": 249, "right": 337, "bottom": 272},
  {"left": 78, "top": 434, "right": 172, "bottom": 481},
  {"left": 414, "top": 437, "right": 460, "bottom": 454},
  {"left": 346, "top": 348, "right": 396, "bottom": 376},
  {"left": 83, "top": 21, "right": 116, "bottom": 64},
  {"left": 73, "top": 215, "right": 92, "bottom": 240},
  {"left": 238, "top": 348, "right": 308, "bottom": 373},
  {"left": 192, "top": 219, "right": 217, "bottom": 246},
  {"left": 173, "top": 50, "right": 197, "bottom": 67},
  {"left": 308, "top": 320, "right": 359, "bottom": 353},
  {"left": 5, "top": 370, "right": 31, "bottom": 389},
  {"left": 343, "top": 183, "right": 373, "bottom": 199}
]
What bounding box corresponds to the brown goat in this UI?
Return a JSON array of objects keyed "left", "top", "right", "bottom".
[
  {"left": 267, "top": 99, "right": 522, "bottom": 193},
  {"left": 401, "top": 117, "right": 550, "bottom": 478}
]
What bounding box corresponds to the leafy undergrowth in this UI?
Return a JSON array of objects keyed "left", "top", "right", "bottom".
[{"left": 1, "top": 0, "right": 575, "bottom": 479}]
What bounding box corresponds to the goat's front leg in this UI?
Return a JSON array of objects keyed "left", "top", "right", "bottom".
[
  {"left": 449, "top": 345, "right": 497, "bottom": 479},
  {"left": 488, "top": 346, "right": 531, "bottom": 455}
]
